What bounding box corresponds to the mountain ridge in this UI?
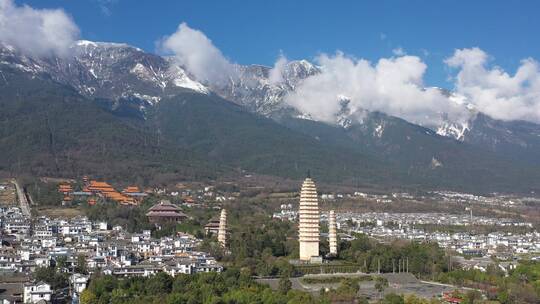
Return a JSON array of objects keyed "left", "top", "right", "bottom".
[{"left": 2, "top": 40, "right": 540, "bottom": 193}]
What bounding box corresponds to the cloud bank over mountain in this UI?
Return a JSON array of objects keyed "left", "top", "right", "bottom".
[
  {"left": 3, "top": 2, "right": 540, "bottom": 128},
  {"left": 285, "top": 52, "right": 471, "bottom": 127},
  {"left": 158, "top": 22, "right": 236, "bottom": 87},
  {"left": 446, "top": 47, "right": 540, "bottom": 123},
  {"left": 0, "top": 0, "right": 79, "bottom": 57},
  {"left": 268, "top": 54, "right": 288, "bottom": 85},
  {"left": 157, "top": 23, "right": 540, "bottom": 126}
]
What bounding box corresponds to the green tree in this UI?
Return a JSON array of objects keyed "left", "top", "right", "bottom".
[
  {"left": 384, "top": 293, "right": 405, "bottom": 304},
  {"left": 286, "top": 290, "right": 317, "bottom": 304},
  {"left": 357, "top": 295, "right": 370, "bottom": 304},
  {"left": 79, "top": 289, "right": 98, "bottom": 304},
  {"left": 56, "top": 256, "right": 68, "bottom": 270},
  {"left": 375, "top": 276, "right": 389, "bottom": 299},
  {"left": 336, "top": 278, "right": 360, "bottom": 295},
  {"left": 75, "top": 254, "right": 88, "bottom": 274},
  {"left": 383, "top": 293, "right": 405, "bottom": 304},
  {"left": 145, "top": 273, "right": 173, "bottom": 294},
  {"left": 278, "top": 276, "right": 292, "bottom": 294},
  {"left": 33, "top": 266, "right": 69, "bottom": 290},
  {"left": 462, "top": 290, "right": 482, "bottom": 304},
  {"left": 404, "top": 294, "right": 432, "bottom": 304}
]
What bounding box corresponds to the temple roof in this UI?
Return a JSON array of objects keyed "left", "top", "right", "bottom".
[
  {"left": 147, "top": 201, "right": 181, "bottom": 212},
  {"left": 146, "top": 201, "right": 186, "bottom": 218},
  {"left": 123, "top": 186, "right": 142, "bottom": 193},
  {"left": 204, "top": 221, "right": 220, "bottom": 228},
  {"left": 146, "top": 211, "right": 187, "bottom": 218}
]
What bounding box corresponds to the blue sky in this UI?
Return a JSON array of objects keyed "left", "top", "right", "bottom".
[{"left": 15, "top": 0, "right": 540, "bottom": 87}]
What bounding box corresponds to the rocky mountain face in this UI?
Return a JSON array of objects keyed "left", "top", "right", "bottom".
[
  {"left": 0, "top": 40, "right": 476, "bottom": 140},
  {"left": 0, "top": 41, "right": 208, "bottom": 110},
  {"left": 2, "top": 40, "right": 540, "bottom": 193},
  {"left": 212, "top": 60, "right": 320, "bottom": 115},
  {"left": 464, "top": 113, "right": 540, "bottom": 164},
  {"left": 2, "top": 39, "right": 538, "bottom": 148},
  {"left": 0, "top": 40, "right": 320, "bottom": 118}
]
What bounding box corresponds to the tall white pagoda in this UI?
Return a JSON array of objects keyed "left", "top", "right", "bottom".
[
  {"left": 298, "top": 177, "right": 320, "bottom": 261},
  {"left": 328, "top": 210, "right": 338, "bottom": 256},
  {"left": 218, "top": 209, "right": 227, "bottom": 247}
]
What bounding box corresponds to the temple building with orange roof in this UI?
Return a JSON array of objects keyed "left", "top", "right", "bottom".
[
  {"left": 58, "top": 183, "right": 73, "bottom": 195},
  {"left": 87, "top": 181, "right": 115, "bottom": 193},
  {"left": 86, "top": 180, "right": 137, "bottom": 205},
  {"left": 122, "top": 186, "right": 141, "bottom": 193},
  {"left": 62, "top": 196, "right": 73, "bottom": 206},
  {"left": 122, "top": 186, "right": 148, "bottom": 199}
]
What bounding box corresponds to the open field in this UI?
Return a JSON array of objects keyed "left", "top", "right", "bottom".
[
  {"left": 33, "top": 206, "right": 84, "bottom": 218},
  {"left": 39, "top": 177, "right": 77, "bottom": 184},
  {"left": 0, "top": 181, "right": 16, "bottom": 207}
]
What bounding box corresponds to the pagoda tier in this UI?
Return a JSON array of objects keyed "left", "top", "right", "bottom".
[
  {"left": 298, "top": 177, "right": 320, "bottom": 261},
  {"left": 329, "top": 210, "right": 338, "bottom": 256},
  {"left": 218, "top": 209, "right": 227, "bottom": 247}
]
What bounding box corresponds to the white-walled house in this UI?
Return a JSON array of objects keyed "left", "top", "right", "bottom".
[
  {"left": 23, "top": 282, "right": 52, "bottom": 303},
  {"left": 70, "top": 273, "right": 89, "bottom": 294}
]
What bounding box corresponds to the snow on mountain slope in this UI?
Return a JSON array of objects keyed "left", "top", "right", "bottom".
[
  {"left": 3, "top": 39, "right": 540, "bottom": 150},
  {"left": 436, "top": 121, "right": 470, "bottom": 141},
  {"left": 213, "top": 61, "right": 479, "bottom": 142},
  {"left": 163, "top": 60, "right": 208, "bottom": 93},
  {"left": 209, "top": 60, "right": 320, "bottom": 115},
  {"left": 0, "top": 40, "right": 208, "bottom": 107},
  {"left": 1, "top": 39, "right": 475, "bottom": 141},
  {"left": 433, "top": 89, "right": 476, "bottom": 141}
]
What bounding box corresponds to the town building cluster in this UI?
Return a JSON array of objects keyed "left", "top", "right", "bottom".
[
  {"left": 272, "top": 204, "right": 297, "bottom": 221},
  {"left": 340, "top": 212, "right": 533, "bottom": 228},
  {"left": 317, "top": 188, "right": 533, "bottom": 210},
  {"left": 339, "top": 212, "right": 540, "bottom": 257},
  {"left": 433, "top": 191, "right": 530, "bottom": 208},
  {"left": 0, "top": 204, "right": 222, "bottom": 303}
]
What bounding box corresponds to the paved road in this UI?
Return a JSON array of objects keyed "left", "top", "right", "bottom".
[{"left": 12, "top": 179, "right": 31, "bottom": 217}]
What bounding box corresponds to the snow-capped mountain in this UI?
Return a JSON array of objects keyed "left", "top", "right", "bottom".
[
  {"left": 212, "top": 61, "right": 482, "bottom": 143},
  {"left": 0, "top": 40, "right": 208, "bottom": 107},
  {"left": 210, "top": 60, "right": 320, "bottom": 115},
  {"left": 3, "top": 39, "right": 540, "bottom": 160},
  {"left": 0, "top": 40, "right": 321, "bottom": 117},
  {"left": 431, "top": 88, "right": 475, "bottom": 141},
  {"left": 3, "top": 39, "right": 540, "bottom": 193},
  {"left": 0, "top": 40, "right": 475, "bottom": 141}
]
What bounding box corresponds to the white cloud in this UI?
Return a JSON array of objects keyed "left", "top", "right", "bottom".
[
  {"left": 158, "top": 22, "right": 236, "bottom": 87},
  {"left": 285, "top": 52, "right": 470, "bottom": 127},
  {"left": 96, "top": 0, "right": 117, "bottom": 16},
  {"left": 446, "top": 47, "right": 540, "bottom": 123},
  {"left": 392, "top": 47, "right": 406, "bottom": 56},
  {"left": 285, "top": 47, "right": 540, "bottom": 127},
  {"left": 156, "top": 24, "right": 540, "bottom": 126},
  {"left": 268, "top": 54, "right": 288, "bottom": 84},
  {"left": 0, "top": 0, "right": 79, "bottom": 57}
]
